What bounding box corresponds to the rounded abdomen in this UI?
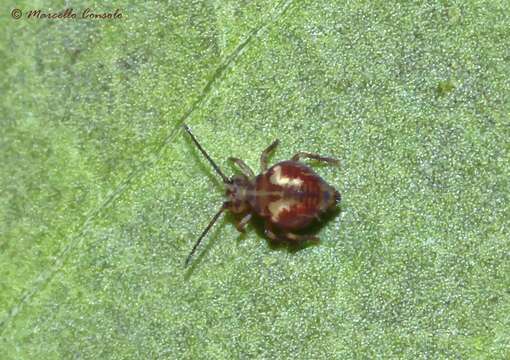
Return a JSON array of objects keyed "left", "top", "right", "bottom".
[{"left": 251, "top": 161, "right": 338, "bottom": 230}]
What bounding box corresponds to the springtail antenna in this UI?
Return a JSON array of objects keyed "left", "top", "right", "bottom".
[
  {"left": 183, "top": 124, "right": 230, "bottom": 183},
  {"left": 185, "top": 205, "right": 226, "bottom": 267}
]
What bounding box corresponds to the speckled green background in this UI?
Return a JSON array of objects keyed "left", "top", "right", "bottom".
[{"left": 1, "top": 0, "right": 509, "bottom": 358}]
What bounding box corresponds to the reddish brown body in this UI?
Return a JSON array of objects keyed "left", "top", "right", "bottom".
[
  {"left": 256, "top": 161, "right": 339, "bottom": 229},
  {"left": 183, "top": 125, "right": 341, "bottom": 266},
  {"left": 230, "top": 161, "right": 339, "bottom": 231}
]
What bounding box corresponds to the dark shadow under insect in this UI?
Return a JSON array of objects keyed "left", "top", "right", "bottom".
[
  {"left": 183, "top": 124, "right": 341, "bottom": 267},
  {"left": 247, "top": 204, "right": 342, "bottom": 252}
]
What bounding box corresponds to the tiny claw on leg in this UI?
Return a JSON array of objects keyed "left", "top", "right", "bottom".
[
  {"left": 291, "top": 152, "right": 340, "bottom": 166},
  {"left": 260, "top": 139, "right": 280, "bottom": 171},
  {"left": 228, "top": 157, "right": 255, "bottom": 178},
  {"left": 264, "top": 221, "right": 285, "bottom": 243},
  {"left": 264, "top": 227, "right": 279, "bottom": 241},
  {"left": 235, "top": 213, "right": 252, "bottom": 232}
]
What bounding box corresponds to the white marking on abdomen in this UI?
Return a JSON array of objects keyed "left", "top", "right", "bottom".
[
  {"left": 268, "top": 198, "right": 298, "bottom": 222},
  {"left": 269, "top": 165, "right": 303, "bottom": 188}
]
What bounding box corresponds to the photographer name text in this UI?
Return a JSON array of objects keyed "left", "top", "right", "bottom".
[{"left": 12, "top": 8, "right": 123, "bottom": 20}]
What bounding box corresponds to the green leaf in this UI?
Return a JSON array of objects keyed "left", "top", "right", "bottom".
[{"left": 1, "top": 1, "right": 509, "bottom": 358}]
